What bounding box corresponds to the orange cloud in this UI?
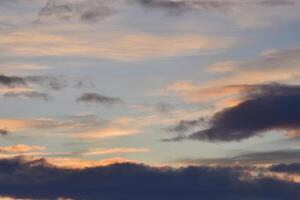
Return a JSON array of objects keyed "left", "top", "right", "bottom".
[
  {"left": 76, "top": 127, "right": 139, "bottom": 139},
  {"left": 47, "top": 157, "right": 138, "bottom": 169},
  {"left": 0, "top": 32, "right": 236, "bottom": 60},
  {"left": 0, "top": 144, "right": 45, "bottom": 154},
  {"left": 81, "top": 148, "right": 150, "bottom": 156}
]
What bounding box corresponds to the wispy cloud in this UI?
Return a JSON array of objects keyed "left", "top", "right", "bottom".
[
  {"left": 178, "top": 149, "right": 300, "bottom": 166},
  {"left": 0, "top": 144, "right": 45, "bottom": 154},
  {"left": 3, "top": 91, "right": 51, "bottom": 101},
  {"left": 38, "top": 0, "right": 117, "bottom": 23},
  {"left": 79, "top": 148, "right": 150, "bottom": 156},
  {"left": 77, "top": 93, "right": 124, "bottom": 105},
  {"left": 0, "top": 32, "right": 236, "bottom": 60}
]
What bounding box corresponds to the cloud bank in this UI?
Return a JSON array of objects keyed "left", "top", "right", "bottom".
[{"left": 0, "top": 156, "right": 299, "bottom": 200}]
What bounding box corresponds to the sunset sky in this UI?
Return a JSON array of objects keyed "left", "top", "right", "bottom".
[{"left": 0, "top": 0, "right": 300, "bottom": 199}]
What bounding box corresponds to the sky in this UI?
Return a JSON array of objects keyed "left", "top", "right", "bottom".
[{"left": 0, "top": 0, "right": 300, "bottom": 199}]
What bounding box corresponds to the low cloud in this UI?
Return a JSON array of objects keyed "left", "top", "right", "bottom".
[
  {"left": 77, "top": 93, "right": 124, "bottom": 105},
  {"left": 0, "top": 156, "right": 299, "bottom": 200},
  {"left": 3, "top": 91, "right": 51, "bottom": 101}
]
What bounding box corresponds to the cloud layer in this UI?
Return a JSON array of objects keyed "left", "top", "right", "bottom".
[{"left": 0, "top": 156, "right": 299, "bottom": 200}]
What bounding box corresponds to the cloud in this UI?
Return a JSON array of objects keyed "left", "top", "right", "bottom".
[
  {"left": 178, "top": 149, "right": 300, "bottom": 166},
  {"left": 0, "top": 145, "right": 45, "bottom": 154},
  {"left": 3, "top": 91, "right": 51, "bottom": 101},
  {"left": 0, "top": 129, "right": 9, "bottom": 136},
  {"left": 45, "top": 157, "right": 137, "bottom": 169},
  {"left": 0, "top": 32, "right": 236, "bottom": 60},
  {"left": 38, "top": 0, "right": 116, "bottom": 23},
  {"left": 76, "top": 127, "right": 139, "bottom": 139},
  {"left": 0, "top": 115, "right": 142, "bottom": 140},
  {"left": 24, "top": 75, "right": 68, "bottom": 90},
  {"left": 80, "top": 148, "right": 150, "bottom": 156},
  {"left": 0, "top": 74, "right": 66, "bottom": 91},
  {"left": 208, "top": 47, "right": 300, "bottom": 87},
  {"left": 270, "top": 163, "right": 300, "bottom": 175},
  {"left": 77, "top": 93, "right": 124, "bottom": 105},
  {"left": 0, "top": 75, "right": 27, "bottom": 88},
  {"left": 134, "top": 0, "right": 233, "bottom": 13},
  {"left": 167, "top": 83, "right": 300, "bottom": 142},
  {"left": 168, "top": 47, "right": 300, "bottom": 106},
  {"left": 134, "top": 0, "right": 295, "bottom": 14},
  {"left": 166, "top": 118, "right": 206, "bottom": 134},
  {"left": 0, "top": 156, "right": 299, "bottom": 200}
]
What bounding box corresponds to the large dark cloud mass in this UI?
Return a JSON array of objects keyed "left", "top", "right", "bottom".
[
  {"left": 77, "top": 93, "right": 124, "bottom": 105},
  {"left": 0, "top": 156, "right": 299, "bottom": 200},
  {"left": 170, "top": 83, "right": 300, "bottom": 142}
]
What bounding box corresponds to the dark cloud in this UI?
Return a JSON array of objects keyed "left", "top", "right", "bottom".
[
  {"left": 0, "top": 74, "right": 27, "bottom": 88},
  {"left": 168, "top": 83, "right": 300, "bottom": 142},
  {"left": 134, "top": 0, "right": 233, "bottom": 13},
  {"left": 77, "top": 93, "right": 124, "bottom": 105},
  {"left": 3, "top": 91, "right": 51, "bottom": 101},
  {"left": 178, "top": 149, "right": 300, "bottom": 166},
  {"left": 0, "top": 129, "right": 9, "bottom": 136},
  {"left": 0, "top": 156, "right": 299, "bottom": 200},
  {"left": 134, "top": 0, "right": 295, "bottom": 14},
  {"left": 0, "top": 74, "right": 90, "bottom": 91},
  {"left": 270, "top": 163, "right": 300, "bottom": 174},
  {"left": 38, "top": 0, "right": 116, "bottom": 23}
]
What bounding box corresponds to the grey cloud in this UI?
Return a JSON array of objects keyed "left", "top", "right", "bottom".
[
  {"left": 0, "top": 74, "right": 91, "bottom": 91},
  {"left": 0, "top": 74, "right": 27, "bottom": 88},
  {"left": 134, "top": 0, "right": 233, "bottom": 13},
  {"left": 167, "top": 118, "right": 206, "bottom": 134},
  {"left": 77, "top": 93, "right": 124, "bottom": 105},
  {"left": 38, "top": 0, "right": 116, "bottom": 23},
  {"left": 134, "top": 0, "right": 295, "bottom": 14},
  {"left": 259, "top": 0, "right": 295, "bottom": 6},
  {"left": 3, "top": 91, "right": 51, "bottom": 101},
  {"left": 179, "top": 149, "right": 300, "bottom": 166},
  {"left": 25, "top": 75, "right": 67, "bottom": 90}
]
